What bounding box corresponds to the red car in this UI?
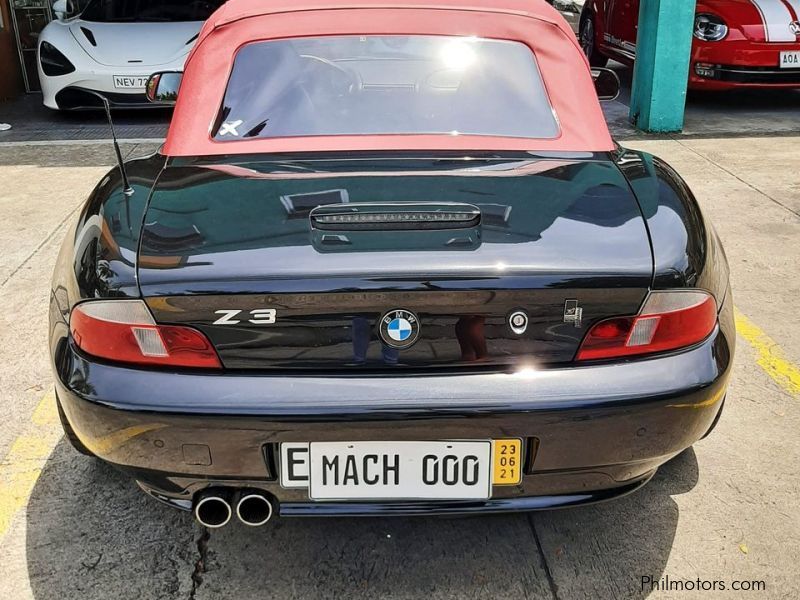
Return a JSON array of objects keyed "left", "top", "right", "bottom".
[{"left": 580, "top": 0, "right": 800, "bottom": 90}]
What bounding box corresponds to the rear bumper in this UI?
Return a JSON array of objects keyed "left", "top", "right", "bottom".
[
  {"left": 52, "top": 297, "right": 734, "bottom": 515},
  {"left": 173, "top": 475, "right": 655, "bottom": 517}
]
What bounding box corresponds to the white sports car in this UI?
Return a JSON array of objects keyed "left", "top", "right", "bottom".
[{"left": 38, "top": 0, "right": 223, "bottom": 110}]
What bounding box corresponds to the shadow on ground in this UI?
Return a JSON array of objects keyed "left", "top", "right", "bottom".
[{"left": 26, "top": 441, "right": 698, "bottom": 600}]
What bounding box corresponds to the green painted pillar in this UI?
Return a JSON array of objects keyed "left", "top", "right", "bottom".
[{"left": 629, "top": 0, "right": 696, "bottom": 132}]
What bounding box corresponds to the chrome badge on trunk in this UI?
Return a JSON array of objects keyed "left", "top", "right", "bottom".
[{"left": 379, "top": 309, "right": 421, "bottom": 349}]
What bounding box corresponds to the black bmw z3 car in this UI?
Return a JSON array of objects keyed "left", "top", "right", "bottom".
[{"left": 49, "top": 0, "right": 733, "bottom": 527}]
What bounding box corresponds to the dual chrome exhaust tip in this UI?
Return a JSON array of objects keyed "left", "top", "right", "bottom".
[
  {"left": 194, "top": 488, "right": 275, "bottom": 528},
  {"left": 236, "top": 492, "right": 274, "bottom": 527}
]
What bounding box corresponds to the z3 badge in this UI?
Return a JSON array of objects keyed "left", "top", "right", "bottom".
[{"left": 213, "top": 309, "right": 277, "bottom": 325}]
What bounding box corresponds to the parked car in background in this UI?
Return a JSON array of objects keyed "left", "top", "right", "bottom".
[
  {"left": 50, "top": 0, "right": 733, "bottom": 527},
  {"left": 580, "top": 0, "right": 800, "bottom": 90},
  {"left": 546, "top": 0, "right": 585, "bottom": 34},
  {"left": 38, "top": 0, "right": 223, "bottom": 109}
]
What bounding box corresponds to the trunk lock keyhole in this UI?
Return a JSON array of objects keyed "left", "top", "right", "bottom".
[{"left": 509, "top": 311, "right": 529, "bottom": 335}]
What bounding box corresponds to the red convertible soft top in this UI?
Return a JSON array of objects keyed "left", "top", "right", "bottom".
[
  {"left": 201, "top": 0, "right": 576, "bottom": 32},
  {"left": 164, "top": 0, "right": 614, "bottom": 156}
]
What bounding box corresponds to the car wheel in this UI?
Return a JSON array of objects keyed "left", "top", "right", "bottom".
[
  {"left": 579, "top": 12, "right": 608, "bottom": 68},
  {"left": 56, "top": 394, "right": 95, "bottom": 457}
]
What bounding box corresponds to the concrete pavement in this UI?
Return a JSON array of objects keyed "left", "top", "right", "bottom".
[{"left": 0, "top": 138, "right": 798, "bottom": 599}]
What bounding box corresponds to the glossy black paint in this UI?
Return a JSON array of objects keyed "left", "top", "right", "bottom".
[
  {"left": 139, "top": 152, "right": 653, "bottom": 292},
  {"left": 614, "top": 147, "right": 730, "bottom": 303},
  {"left": 139, "top": 152, "right": 655, "bottom": 370},
  {"left": 138, "top": 475, "right": 655, "bottom": 515},
  {"left": 276, "top": 472, "right": 654, "bottom": 515},
  {"left": 50, "top": 153, "right": 165, "bottom": 311},
  {"left": 52, "top": 291, "right": 733, "bottom": 511},
  {"left": 48, "top": 147, "right": 734, "bottom": 514}
]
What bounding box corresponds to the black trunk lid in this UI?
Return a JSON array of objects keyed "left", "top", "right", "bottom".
[{"left": 139, "top": 153, "right": 652, "bottom": 371}]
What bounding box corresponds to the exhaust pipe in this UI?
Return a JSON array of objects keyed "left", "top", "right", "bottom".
[
  {"left": 236, "top": 490, "right": 274, "bottom": 526},
  {"left": 194, "top": 489, "right": 233, "bottom": 528}
]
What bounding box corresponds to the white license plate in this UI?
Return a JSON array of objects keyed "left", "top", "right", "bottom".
[
  {"left": 285, "top": 441, "right": 492, "bottom": 500},
  {"left": 113, "top": 75, "right": 148, "bottom": 89},
  {"left": 779, "top": 51, "right": 800, "bottom": 69}
]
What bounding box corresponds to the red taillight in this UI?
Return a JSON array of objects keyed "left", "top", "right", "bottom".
[
  {"left": 70, "top": 300, "right": 222, "bottom": 369},
  {"left": 576, "top": 291, "right": 717, "bottom": 361}
]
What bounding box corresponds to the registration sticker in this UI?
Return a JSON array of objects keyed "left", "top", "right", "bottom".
[{"left": 492, "top": 439, "right": 522, "bottom": 485}]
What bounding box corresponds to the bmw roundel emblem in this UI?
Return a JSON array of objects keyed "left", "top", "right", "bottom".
[{"left": 379, "top": 309, "right": 420, "bottom": 349}]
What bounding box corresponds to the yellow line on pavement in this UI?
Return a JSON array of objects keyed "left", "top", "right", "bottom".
[
  {"left": 0, "top": 391, "right": 164, "bottom": 539},
  {"left": 0, "top": 392, "right": 61, "bottom": 537},
  {"left": 736, "top": 309, "right": 800, "bottom": 396},
  {"left": 31, "top": 392, "right": 59, "bottom": 426}
]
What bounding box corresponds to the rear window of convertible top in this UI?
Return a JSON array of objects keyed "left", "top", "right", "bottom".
[{"left": 212, "top": 35, "right": 560, "bottom": 141}]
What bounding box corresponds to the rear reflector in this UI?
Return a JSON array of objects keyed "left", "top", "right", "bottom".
[
  {"left": 70, "top": 300, "right": 222, "bottom": 369},
  {"left": 576, "top": 291, "right": 717, "bottom": 361}
]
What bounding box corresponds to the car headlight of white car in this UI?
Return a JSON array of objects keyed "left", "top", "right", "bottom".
[{"left": 39, "top": 41, "right": 76, "bottom": 76}]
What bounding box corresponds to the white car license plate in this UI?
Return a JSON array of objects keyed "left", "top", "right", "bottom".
[
  {"left": 304, "top": 441, "right": 492, "bottom": 500},
  {"left": 779, "top": 51, "right": 800, "bottom": 69},
  {"left": 113, "top": 75, "right": 148, "bottom": 89}
]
